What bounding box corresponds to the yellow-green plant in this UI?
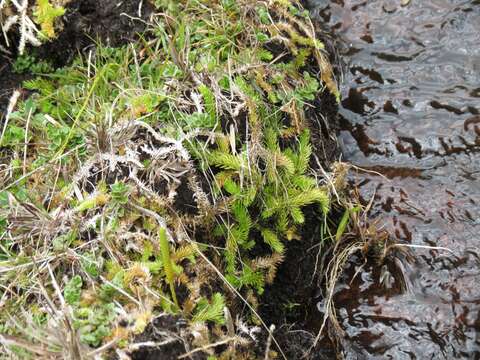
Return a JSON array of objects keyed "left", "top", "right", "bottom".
[
  {"left": 34, "top": 0, "right": 65, "bottom": 39},
  {"left": 159, "top": 227, "right": 179, "bottom": 308}
]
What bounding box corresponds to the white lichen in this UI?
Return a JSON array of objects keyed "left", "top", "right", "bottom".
[{"left": 0, "top": 0, "right": 42, "bottom": 54}]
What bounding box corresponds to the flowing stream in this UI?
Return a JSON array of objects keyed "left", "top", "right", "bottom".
[{"left": 309, "top": 1, "right": 480, "bottom": 358}]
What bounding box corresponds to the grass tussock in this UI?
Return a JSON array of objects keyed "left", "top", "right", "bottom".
[{"left": 0, "top": 0, "right": 352, "bottom": 358}]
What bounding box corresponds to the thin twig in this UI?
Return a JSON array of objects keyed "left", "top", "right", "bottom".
[
  {"left": 178, "top": 337, "right": 237, "bottom": 359},
  {"left": 391, "top": 243, "right": 454, "bottom": 255},
  {"left": 22, "top": 106, "right": 32, "bottom": 176},
  {"left": 264, "top": 324, "right": 275, "bottom": 360}
]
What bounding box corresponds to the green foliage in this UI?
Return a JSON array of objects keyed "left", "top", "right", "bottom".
[
  {"left": 153, "top": 0, "right": 180, "bottom": 15},
  {"left": 34, "top": 0, "right": 65, "bottom": 39},
  {"left": 46, "top": 124, "right": 85, "bottom": 154},
  {"left": 257, "top": 5, "right": 271, "bottom": 25},
  {"left": 226, "top": 265, "right": 265, "bottom": 294},
  {"left": 23, "top": 77, "right": 55, "bottom": 96},
  {"left": 0, "top": 125, "right": 25, "bottom": 148},
  {"left": 12, "top": 54, "right": 53, "bottom": 74},
  {"left": 99, "top": 267, "right": 125, "bottom": 301},
  {"left": 128, "top": 93, "right": 164, "bottom": 116},
  {"left": 110, "top": 181, "right": 130, "bottom": 205},
  {"left": 207, "top": 151, "right": 243, "bottom": 171},
  {"left": 202, "top": 89, "right": 331, "bottom": 291},
  {"left": 261, "top": 228, "right": 284, "bottom": 253},
  {"left": 336, "top": 206, "right": 361, "bottom": 241},
  {"left": 198, "top": 84, "right": 217, "bottom": 125},
  {"left": 64, "top": 275, "right": 83, "bottom": 305},
  {"left": 81, "top": 252, "right": 103, "bottom": 278},
  {"left": 159, "top": 228, "right": 179, "bottom": 308},
  {"left": 52, "top": 230, "right": 76, "bottom": 252},
  {"left": 73, "top": 303, "right": 116, "bottom": 347},
  {"left": 291, "top": 129, "right": 313, "bottom": 174},
  {"left": 277, "top": 72, "right": 320, "bottom": 109},
  {"left": 192, "top": 293, "right": 226, "bottom": 325}
]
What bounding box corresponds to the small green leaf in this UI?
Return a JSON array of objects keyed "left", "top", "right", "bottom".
[
  {"left": 159, "top": 228, "right": 178, "bottom": 308},
  {"left": 110, "top": 181, "right": 130, "bottom": 205},
  {"left": 257, "top": 6, "right": 270, "bottom": 24},
  {"left": 64, "top": 275, "right": 82, "bottom": 305},
  {"left": 198, "top": 84, "right": 216, "bottom": 124},
  {"left": 336, "top": 209, "right": 350, "bottom": 242},
  {"left": 261, "top": 228, "right": 284, "bottom": 253},
  {"left": 256, "top": 32, "right": 269, "bottom": 43},
  {"left": 81, "top": 253, "right": 102, "bottom": 278},
  {"left": 192, "top": 293, "right": 225, "bottom": 324}
]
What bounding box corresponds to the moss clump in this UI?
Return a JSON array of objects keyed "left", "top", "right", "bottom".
[{"left": 0, "top": 0, "right": 345, "bottom": 358}]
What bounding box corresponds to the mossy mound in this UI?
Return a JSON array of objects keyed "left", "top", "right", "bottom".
[{"left": 0, "top": 1, "right": 346, "bottom": 358}]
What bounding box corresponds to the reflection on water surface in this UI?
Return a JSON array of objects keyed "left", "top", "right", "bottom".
[{"left": 309, "top": 0, "right": 480, "bottom": 358}]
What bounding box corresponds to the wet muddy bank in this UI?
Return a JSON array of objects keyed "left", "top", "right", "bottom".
[{"left": 307, "top": 0, "right": 480, "bottom": 358}]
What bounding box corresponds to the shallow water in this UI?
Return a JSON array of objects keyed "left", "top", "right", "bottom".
[{"left": 309, "top": 0, "right": 480, "bottom": 358}]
